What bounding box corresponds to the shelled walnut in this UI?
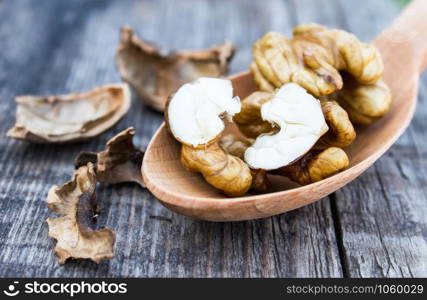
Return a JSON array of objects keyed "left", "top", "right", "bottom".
[
  {"left": 250, "top": 24, "right": 391, "bottom": 126},
  {"left": 251, "top": 24, "right": 384, "bottom": 97}
]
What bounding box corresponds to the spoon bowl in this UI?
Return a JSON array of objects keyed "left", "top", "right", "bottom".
[{"left": 142, "top": 0, "right": 427, "bottom": 221}]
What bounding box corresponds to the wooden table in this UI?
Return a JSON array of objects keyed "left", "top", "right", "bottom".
[{"left": 0, "top": 0, "right": 426, "bottom": 278}]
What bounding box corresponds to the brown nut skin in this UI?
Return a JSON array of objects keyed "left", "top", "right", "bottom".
[
  {"left": 252, "top": 24, "right": 384, "bottom": 97},
  {"left": 274, "top": 147, "right": 349, "bottom": 185},
  {"left": 250, "top": 62, "right": 275, "bottom": 92},
  {"left": 181, "top": 142, "right": 252, "bottom": 197},
  {"left": 219, "top": 134, "right": 253, "bottom": 158},
  {"left": 316, "top": 100, "right": 356, "bottom": 149},
  {"left": 333, "top": 74, "right": 392, "bottom": 125},
  {"left": 255, "top": 31, "right": 342, "bottom": 96},
  {"left": 249, "top": 169, "right": 269, "bottom": 192},
  {"left": 219, "top": 134, "right": 269, "bottom": 192},
  {"left": 233, "top": 91, "right": 276, "bottom": 139}
]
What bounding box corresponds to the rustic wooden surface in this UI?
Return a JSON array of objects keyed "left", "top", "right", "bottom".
[{"left": 0, "top": 0, "right": 425, "bottom": 278}]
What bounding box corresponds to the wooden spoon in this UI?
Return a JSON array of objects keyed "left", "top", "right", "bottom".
[{"left": 142, "top": 0, "right": 427, "bottom": 221}]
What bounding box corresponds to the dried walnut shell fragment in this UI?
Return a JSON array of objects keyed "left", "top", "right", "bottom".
[
  {"left": 116, "top": 26, "right": 235, "bottom": 111},
  {"left": 7, "top": 84, "right": 131, "bottom": 143},
  {"left": 75, "top": 127, "right": 145, "bottom": 187},
  {"left": 47, "top": 128, "right": 145, "bottom": 264},
  {"left": 46, "top": 163, "right": 115, "bottom": 264}
]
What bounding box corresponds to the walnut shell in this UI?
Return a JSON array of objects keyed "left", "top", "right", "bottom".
[
  {"left": 75, "top": 127, "right": 145, "bottom": 187},
  {"left": 46, "top": 163, "right": 115, "bottom": 264},
  {"left": 7, "top": 84, "right": 130, "bottom": 143},
  {"left": 116, "top": 26, "right": 235, "bottom": 111}
]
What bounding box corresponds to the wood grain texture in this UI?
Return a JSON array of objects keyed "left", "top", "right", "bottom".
[{"left": 0, "top": 0, "right": 425, "bottom": 278}]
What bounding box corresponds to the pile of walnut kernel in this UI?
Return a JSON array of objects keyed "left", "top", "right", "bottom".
[{"left": 165, "top": 24, "right": 391, "bottom": 197}]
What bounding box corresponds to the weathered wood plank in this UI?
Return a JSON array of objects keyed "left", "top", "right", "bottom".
[
  {"left": 0, "top": 0, "right": 343, "bottom": 277},
  {"left": 2, "top": 0, "right": 422, "bottom": 278}
]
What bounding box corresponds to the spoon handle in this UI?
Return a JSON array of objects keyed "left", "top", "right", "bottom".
[{"left": 375, "top": 0, "right": 427, "bottom": 74}]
